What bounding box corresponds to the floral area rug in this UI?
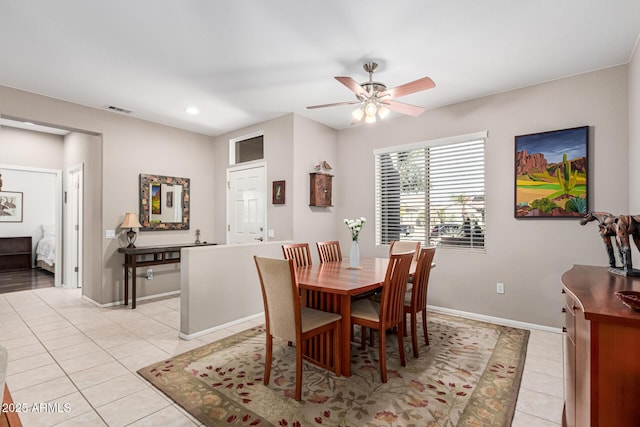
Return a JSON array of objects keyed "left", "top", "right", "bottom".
[{"left": 138, "top": 312, "right": 529, "bottom": 426}]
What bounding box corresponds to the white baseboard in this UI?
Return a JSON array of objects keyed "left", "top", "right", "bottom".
[
  {"left": 82, "top": 290, "right": 181, "bottom": 308},
  {"left": 427, "top": 304, "right": 563, "bottom": 334},
  {"left": 179, "top": 312, "right": 265, "bottom": 341}
]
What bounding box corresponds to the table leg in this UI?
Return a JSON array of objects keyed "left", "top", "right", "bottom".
[
  {"left": 340, "top": 295, "right": 352, "bottom": 377},
  {"left": 124, "top": 259, "right": 129, "bottom": 306},
  {"left": 131, "top": 256, "right": 137, "bottom": 309}
]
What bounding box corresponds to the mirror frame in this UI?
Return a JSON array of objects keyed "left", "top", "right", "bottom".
[{"left": 139, "top": 173, "right": 190, "bottom": 231}]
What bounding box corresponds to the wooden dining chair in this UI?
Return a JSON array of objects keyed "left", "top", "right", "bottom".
[
  {"left": 282, "top": 243, "right": 313, "bottom": 267},
  {"left": 390, "top": 239, "right": 422, "bottom": 296},
  {"left": 254, "top": 256, "right": 341, "bottom": 400},
  {"left": 316, "top": 241, "right": 342, "bottom": 263},
  {"left": 403, "top": 247, "right": 436, "bottom": 358},
  {"left": 390, "top": 240, "right": 421, "bottom": 262},
  {"left": 350, "top": 251, "right": 414, "bottom": 383}
]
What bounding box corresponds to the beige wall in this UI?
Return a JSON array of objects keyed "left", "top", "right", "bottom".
[
  {"left": 211, "top": 114, "right": 339, "bottom": 264},
  {"left": 0, "top": 85, "right": 215, "bottom": 305},
  {"left": 336, "top": 66, "right": 629, "bottom": 328},
  {"left": 0, "top": 126, "right": 63, "bottom": 169},
  {"left": 629, "top": 41, "right": 640, "bottom": 212},
  {"left": 292, "top": 115, "right": 338, "bottom": 263},
  {"left": 63, "top": 132, "right": 102, "bottom": 300},
  {"left": 212, "top": 114, "right": 296, "bottom": 242},
  {"left": 180, "top": 241, "right": 289, "bottom": 337}
]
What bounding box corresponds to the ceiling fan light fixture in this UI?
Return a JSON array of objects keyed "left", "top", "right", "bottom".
[
  {"left": 364, "top": 101, "right": 377, "bottom": 117},
  {"left": 352, "top": 107, "right": 364, "bottom": 121},
  {"left": 306, "top": 61, "right": 435, "bottom": 124}
]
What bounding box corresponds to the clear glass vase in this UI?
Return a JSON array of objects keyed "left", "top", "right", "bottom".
[{"left": 349, "top": 240, "right": 360, "bottom": 269}]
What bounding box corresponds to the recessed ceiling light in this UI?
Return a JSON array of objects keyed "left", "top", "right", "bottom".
[{"left": 185, "top": 107, "right": 200, "bottom": 115}]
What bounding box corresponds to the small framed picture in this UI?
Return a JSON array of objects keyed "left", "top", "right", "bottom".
[
  {"left": 0, "top": 191, "right": 24, "bottom": 222},
  {"left": 273, "top": 180, "right": 285, "bottom": 204}
]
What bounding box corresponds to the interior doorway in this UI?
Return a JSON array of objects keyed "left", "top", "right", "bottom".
[
  {"left": 65, "top": 164, "right": 83, "bottom": 288},
  {"left": 1, "top": 115, "right": 102, "bottom": 299},
  {"left": 0, "top": 164, "right": 62, "bottom": 287},
  {"left": 227, "top": 162, "right": 267, "bottom": 244}
]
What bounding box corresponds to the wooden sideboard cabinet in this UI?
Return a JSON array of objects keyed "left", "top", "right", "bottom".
[
  {"left": 562, "top": 265, "right": 640, "bottom": 427},
  {"left": 0, "top": 237, "right": 32, "bottom": 271},
  {"left": 309, "top": 172, "right": 333, "bottom": 207}
]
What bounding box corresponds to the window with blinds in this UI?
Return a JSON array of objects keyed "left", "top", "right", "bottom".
[{"left": 374, "top": 132, "right": 486, "bottom": 251}]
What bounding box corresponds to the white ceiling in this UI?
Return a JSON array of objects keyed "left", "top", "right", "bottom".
[{"left": 0, "top": 1, "right": 639, "bottom": 136}]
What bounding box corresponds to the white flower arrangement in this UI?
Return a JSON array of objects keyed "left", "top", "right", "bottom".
[{"left": 344, "top": 217, "right": 366, "bottom": 241}]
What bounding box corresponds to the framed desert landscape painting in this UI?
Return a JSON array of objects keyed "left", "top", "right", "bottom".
[{"left": 515, "top": 126, "right": 588, "bottom": 218}]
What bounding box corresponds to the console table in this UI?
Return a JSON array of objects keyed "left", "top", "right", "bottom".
[
  {"left": 562, "top": 265, "right": 640, "bottom": 426},
  {"left": 118, "top": 243, "right": 216, "bottom": 309}
]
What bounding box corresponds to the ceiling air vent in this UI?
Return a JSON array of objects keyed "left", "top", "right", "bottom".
[{"left": 106, "top": 105, "right": 132, "bottom": 114}]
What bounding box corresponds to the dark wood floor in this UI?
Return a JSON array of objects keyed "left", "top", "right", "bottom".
[{"left": 0, "top": 268, "right": 54, "bottom": 294}]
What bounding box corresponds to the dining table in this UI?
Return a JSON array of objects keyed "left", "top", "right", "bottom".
[{"left": 296, "top": 257, "right": 415, "bottom": 377}]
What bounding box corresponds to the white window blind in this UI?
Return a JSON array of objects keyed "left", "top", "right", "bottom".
[{"left": 374, "top": 133, "right": 486, "bottom": 251}]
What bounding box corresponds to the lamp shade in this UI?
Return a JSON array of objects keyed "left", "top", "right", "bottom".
[{"left": 121, "top": 213, "right": 142, "bottom": 229}]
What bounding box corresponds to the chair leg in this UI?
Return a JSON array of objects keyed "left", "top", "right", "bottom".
[
  {"left": 422, "top": 309, "right": 429, "bottom": 346},
  {"left": 264, "top": 334, "right": 273, "bottom": 385},
  {"left": 404, "top": 312, "right": 409, "bottom": 338},
  {"left": 369, "top": 328, "right": 375, "bottom": 346},
  {"left": 411, "top": 311, "right": 419, "bottom": 358},
  {"left": 360, "top": 325, "right": 366, "bottom": 350},
  {"left": 295, "top": 342, "right": 303, "bottom": 401},
  {"left": 333, "top": 324, "right": 341, "bottom": 376},
  {"left": 397, "top": 321, "right": 406, "bottom": 367},
  {"left": 379, "top": 327, "right": 387, "bottom": 383}
]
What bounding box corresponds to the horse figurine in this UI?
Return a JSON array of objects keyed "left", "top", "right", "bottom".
[{"left": 581, "top": 211, "right": 640, "bottom": 276}]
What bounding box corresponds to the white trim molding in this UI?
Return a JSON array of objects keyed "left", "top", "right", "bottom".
[{"left": 427, "top": 304, "right": 563, "bottom": 334}]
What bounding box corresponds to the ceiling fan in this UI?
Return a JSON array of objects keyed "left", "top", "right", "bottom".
[{"left": 307, "top": 62, "right": 435, "bottom": 124}]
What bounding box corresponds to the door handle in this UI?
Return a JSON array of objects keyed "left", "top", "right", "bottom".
[{"left": 255, "top": 237, "right": 264, "bottom": 242}]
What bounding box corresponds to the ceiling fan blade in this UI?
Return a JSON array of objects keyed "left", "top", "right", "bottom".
[
  {"left": 335, "top": 76, "right": 369, "bottom": 97},
  {"left": 383, "top": 100, "right": 426, "bottom": 117},
  {"left": 379, "top": 76, "right": 435, "bottom": 99},
  {"left": 306, "top": 100, "right": 361, "bottom": 109}
]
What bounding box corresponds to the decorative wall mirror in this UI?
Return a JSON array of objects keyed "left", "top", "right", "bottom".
[{"left": 139, "top": 173, "right": 190, "bottom": 230}]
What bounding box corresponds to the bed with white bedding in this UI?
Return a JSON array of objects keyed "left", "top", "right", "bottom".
[{"left": 35, "top": 225, "right": 56, "bottom": 274}]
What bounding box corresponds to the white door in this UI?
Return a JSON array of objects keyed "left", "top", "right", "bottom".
[
  {"left": 227, "top": 163, "right": 267, "bottom": 244},
  {"left": 65, "top": 165, "right": 83, "bottom": 288}
]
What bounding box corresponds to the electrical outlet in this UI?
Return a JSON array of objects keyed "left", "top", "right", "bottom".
[
  {"left": 496, "top": 282, "right": 505, "bottom": 294},
  {"left": 146, "top": 269, "right": 154, "bottom": 280}
]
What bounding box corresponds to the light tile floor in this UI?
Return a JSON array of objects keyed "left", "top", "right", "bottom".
[{"left": 1, "top": 287, "right": 564, "bottom": 426}]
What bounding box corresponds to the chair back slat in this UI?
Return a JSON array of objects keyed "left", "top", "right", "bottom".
[
  {"left": 254, "top": 256, "right": 300, "bottom": 342},
  {"left": 410, "top": 247, "right": 436, "bottom": 312},
  {"left": 390, "top": 240, "right": 421, "bottom": 262},
  {"left": 379, "top": 251, "right": 414, "bottom": 328},
  {"left": 316, "top": 241, "right": 342, "bottom": 263},
  {"left": 282, "top": 243, "right": 313, "bottom": 267}
]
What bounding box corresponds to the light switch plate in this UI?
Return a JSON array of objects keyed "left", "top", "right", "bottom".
[
  {"left": 105, "top": 229, "right": 116, "bottom": 239},
  {"left": 268, "top": 229, "right": 275, "bottom": 238}
]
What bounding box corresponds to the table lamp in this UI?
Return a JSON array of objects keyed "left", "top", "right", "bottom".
[{"left": 121, "top": 213, "right": 142, "bottom": 248}]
